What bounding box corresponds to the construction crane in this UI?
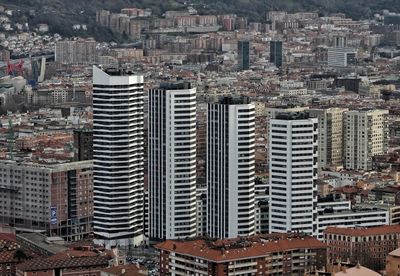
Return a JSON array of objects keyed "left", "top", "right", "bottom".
[
  {"left": 6, "top": 59, "right": 24, "bottom": 76},
  {"left": 7, "top": 119, "right": 14, "bottom": 160}
]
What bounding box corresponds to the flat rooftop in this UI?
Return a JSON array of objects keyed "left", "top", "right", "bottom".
[{"left": 17, "top": 233, "right": 67, "bottom": 255}]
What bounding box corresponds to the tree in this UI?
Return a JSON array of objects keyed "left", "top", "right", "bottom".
[{"left": 14, "top": 249, "right": 28, "bottom": 261}]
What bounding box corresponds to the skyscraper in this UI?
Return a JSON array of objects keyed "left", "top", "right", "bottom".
[
  {"left": 269, "top": 112, "right": 318, "bottom": 236},
  {"left": 344, "top": 109, "right": 389, "bottom": 171},
  {"left": 238, "top": 40, "right": 250, "bottom": 70},
  {"left": 92, "top": 66, "right": 144, "bottom": 246},
  {"left": 309, "top": 108, "right": 348, "bottom": 170},
  {"left": 148, "top": 82, "right": 197, "bottom": 240},
  {"left": 207, "top": 96, "right": 255, "bottom": 239},
  {"left": 270, "top": 41, "right": 283, "bottom": 68}
]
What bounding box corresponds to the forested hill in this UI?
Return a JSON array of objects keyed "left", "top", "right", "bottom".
[
  {"left": 0, "top": 0, "right": 399, "bottom": 40},
  {"left": 3, "top": 0, "right": 400, "bottom": 19}
]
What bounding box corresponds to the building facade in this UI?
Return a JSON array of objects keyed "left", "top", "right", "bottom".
[
  {"left": 237, "top": 40, "right": 250, "bottom": 70},
  {"left": 73, "top": 129, "right": 93, "bottom": 161},
  {"left": 155, "top": 234, "right": 328, "bottom": 276},
  {"left": 317, "top": 206, "right": 389, "bottom": 240},
  {"left": 270, "top": 40, "right": 283, "bottom": 68},
  {"left": 269, "top": 112, "right": 318, "bottom": 236},
  {"left": 0, "top": 160, "right": 93, "bottom": 241},
  {"left": 325, "top": 225, "right": 400, "bottom": 272},
  {"left": 327, "top": 48, "right": 357, "bottom": 67},
  {"left": 344, "top": 109, "right": 389, "bottom": 171},
  {"left": 92, "top": 66, "right": 144, "bottom": 246},
  {"left": 148, "top": 82, "right": 197, "bottom": 240},
  {"left": 309, "top": 108, "right": 347, "bottom": 170},
  {"left": 207, "top": 96, "right": 255, "bottom": 239},
  {"left": 55, "top": 39, "right": 97, "bottom": 65}
]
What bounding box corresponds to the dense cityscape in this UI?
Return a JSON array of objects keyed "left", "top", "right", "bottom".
[{"left": 0, "top": 2, "right": 399, "bottom": 275}]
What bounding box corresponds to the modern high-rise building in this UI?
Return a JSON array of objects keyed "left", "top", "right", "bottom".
[
  {"left": 207, "top": 96, "right": 255, "bottom": 239},
  {"left": 269, "top": 112, "right": 318, "bottom": 236},
  {"left": 309, "top": 108, "right": 348, "bottom": 170},
  {"left": 148, "top": 82, "right": 197, "bottom": 240},
  {"left": 92, "top": 66, "right": 145, "bottom": 246},
  {"left": 270, "top": 41, "right": 283, "bottom": 68},
  {"left": 237, "top": 40, "right": 250, "bottom": 70},
  {"left": 344, "top": 109, "right": 389, "bottom": 171}
]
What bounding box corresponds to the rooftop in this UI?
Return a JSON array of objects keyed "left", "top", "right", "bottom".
[
  {"left": 155, "top": 234, "right": 327, "bottom": 263},
  {"left": 389, "top": 248, "right": 400, "bottom": 257},
  {"left": 324, "top": 224, "right": 400, "bottom": 237},
  {"left": 275, "top": 111, "right": 311, "bottom": 120},
  {"left": 100, "top": 264, "right": 148, "bottom": 276},
  {"left": 335, "top": 265, "right": 381, "bottom": 276},
  {"left": 159, "top": 81, "right": 192, "bottom": 90},
  {"left": 17, "top": 255, "right": 109, "bottom": 271},
  {"left": 218, "top": 96, "right": 251, "bottom": 105},
  {"left": 17, "top": 233, "right": 67, "bottom": 255},
  {"left": 104, "top": 67, "right": 140, "bottom": 76}
]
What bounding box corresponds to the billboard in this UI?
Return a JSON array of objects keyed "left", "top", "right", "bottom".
[{"left": 50, "top": 206, "right": 57, "bottom": 225}]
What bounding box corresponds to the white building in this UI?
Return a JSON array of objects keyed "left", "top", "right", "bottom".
[
  {"left": 309, "top": 108, "right": 348, "bottom": 171},
  {"left": 269, "top": 112, "right": 318, "bottom": 236},
  {"left": 92, "top": 66, "right": 144, "bottom": 246},
  {"left": 148, "top": 82, "right": 197, "bottom": 240},
  {"left": 344, "top": 109, "right": 389, "bottom": 171},
  {"left": 327, "top": 47, "right": 357, "bottom": 67},
  {"left": 207, "top": 96, "right": 255, "bottom": 239},
  {"left": 317, "top": 206, "right": 389, "bottom": 240}
]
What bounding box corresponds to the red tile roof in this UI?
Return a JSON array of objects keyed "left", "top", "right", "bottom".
[
  {"left": 17, "top": 256, "right": 109, "bottom": 272},
  {"left": 325, "top": 224, "right": 400, "bottom": 237},
  {"left": 101, "top": 264, "right": 148, "bottom": 276},
  {"left": 0, "top": 233, "right": 16, "bottom": 242},
  {"left": 155, "top": 234, "right": 327, "bottom": 262}
]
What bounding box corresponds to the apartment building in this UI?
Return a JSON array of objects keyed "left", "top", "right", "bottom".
[
  {"left": 324, "top": 225, "right": 400, "bottom": 272},
  {"left": 207, "top": 96, "right": 255, "bottom": 239},
  {"left": 155, "top": 234, "right": 327, "bottom": 276},
  {"left": 309, "top": 108, "right": 348, "bottom": 170},
  {"left": 148, "top": 82, "right": 197, "bottom": 240},
  {"left": 344, "top": 109, "right": 389, "bottom": 171},
  {"left": 269, "top": 112, "right": 318, "bottom": 236},
  {"left": 0, "top": 160, "right": 93, "bottom": 241}
]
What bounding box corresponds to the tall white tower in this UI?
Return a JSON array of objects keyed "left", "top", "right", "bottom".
[
  {"left": 92, "top": 66, "right": 144, "bottom": 246},
  {"left": 148, "top": 82, "right": 197, "bottom": 240},
  {"left": 269, "top": 112, "right": 318, "bottom": 236},
  {"left": 207, "top": 96, "right": 255, "bottom": 239}
]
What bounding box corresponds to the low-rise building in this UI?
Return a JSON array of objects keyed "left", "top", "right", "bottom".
[
  {"left": 324, "top": 225, "right": 400, "bottom": 272},
  {"left": 0, "top": 160, "right": 93, "bottom": 241},
  {"left": 16, "top": 254, "right": 110, "bottom": 276},
  {"left": 317, "top": 206, "right": 389, "bottom": 240},
  {"left": 155, "top": 234, "right": 328, "bottom": 275}
]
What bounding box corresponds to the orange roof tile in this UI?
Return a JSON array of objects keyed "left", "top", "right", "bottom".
[{"left": 155, "top": 234, "right": 327, "bottom": 262}]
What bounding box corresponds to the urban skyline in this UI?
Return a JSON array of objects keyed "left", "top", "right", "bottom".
[{"left": 0, "top": 2, "right": 399, "bottom": 275}]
